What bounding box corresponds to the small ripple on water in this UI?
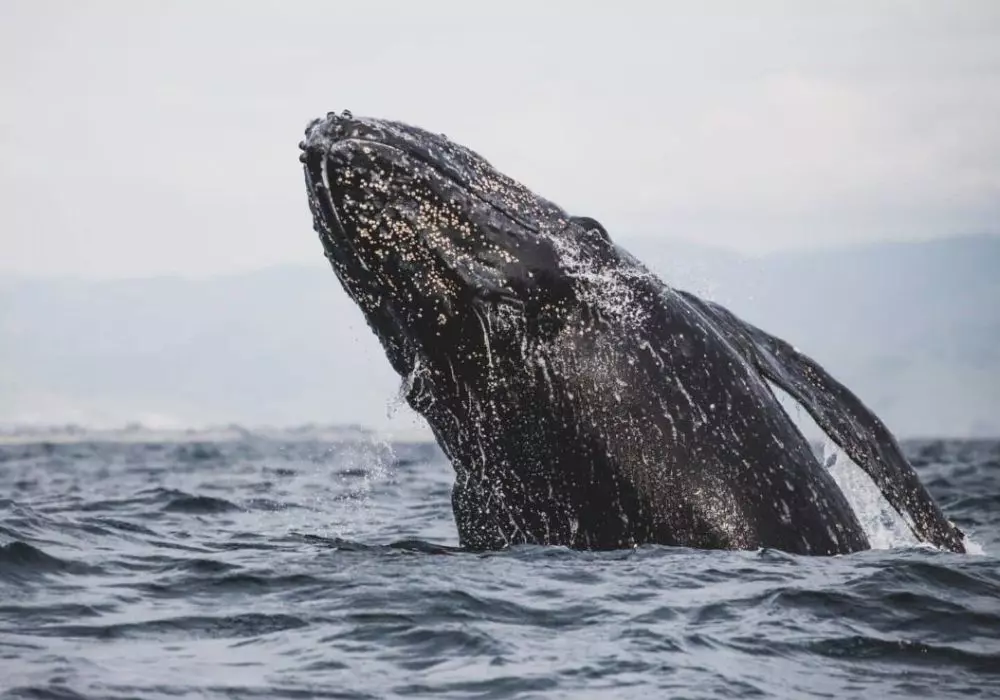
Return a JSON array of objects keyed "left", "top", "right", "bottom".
[
  {"left": 161, "top": 494, "right": 241, "bottom": 515},
  {"left": 21, "top": 612, "right": 311, "bottom": 642}
]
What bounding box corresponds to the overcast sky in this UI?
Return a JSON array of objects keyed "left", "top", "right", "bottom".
[{"left": 2, "top": 1, "right": 999, "bottom": 279}]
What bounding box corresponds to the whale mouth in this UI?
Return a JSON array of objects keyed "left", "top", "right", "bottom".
[
  {"left": 304, "top": 149, "right": 343, "bottom": 237},
  {"left": 302, "top": 145, "right": 357, "bottom": 265}
]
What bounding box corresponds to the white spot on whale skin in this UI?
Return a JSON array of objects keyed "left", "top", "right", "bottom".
[
  {"left": 569, "top": 516, "right": 580, "bottom": 543},
  {"left": 826, "top": 525, "right": 841, "bottom": 549},
  {"left": 777, "top": 499, "right": 792, "bottom": 524}
]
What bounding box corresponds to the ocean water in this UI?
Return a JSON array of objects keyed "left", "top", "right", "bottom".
[{"left": 1, "top": 434, "right": 998, "bottom": 699}]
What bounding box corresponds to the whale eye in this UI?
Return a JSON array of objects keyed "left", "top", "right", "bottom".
[
  {"left": 570, "top": 216, "right": 612, "bottom": 244},
  {"left": 569, "top": 216, "right": 616, "bottom": 258}
]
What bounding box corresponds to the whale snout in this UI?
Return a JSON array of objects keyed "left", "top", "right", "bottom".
[
  {"left": 299, "top": 112, "right": 345, "bottom": 161},
  {"left": 299, "top": 109, "right": 385, "bottom": 161},
  {"left": 302, "top": 109, "right": 354, "bottom": 136}
]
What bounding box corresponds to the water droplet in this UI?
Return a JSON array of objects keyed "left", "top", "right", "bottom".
[{"left": 342, "top": 109, "right": 354, "bottom": 119}]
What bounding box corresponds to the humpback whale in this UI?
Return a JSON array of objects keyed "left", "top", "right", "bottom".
[{"left": 299, "top": 110, "right": 965, "bottom": 555}]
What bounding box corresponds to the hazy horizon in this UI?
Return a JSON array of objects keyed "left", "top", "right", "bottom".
[{"left": 3, "top": 234, "right": 998, "bottom": 438}]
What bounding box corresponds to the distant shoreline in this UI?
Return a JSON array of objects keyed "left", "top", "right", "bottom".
[{"left": 0, "top": 424, "right": 436, "bottom": 446}]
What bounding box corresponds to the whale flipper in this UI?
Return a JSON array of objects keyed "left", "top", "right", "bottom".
[{"left": 677, "top": 290, "right": 966, "bottom": 553}]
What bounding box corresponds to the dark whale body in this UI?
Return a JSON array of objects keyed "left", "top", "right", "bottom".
[{"left": 299, "top": 111, "right": 965, "bottom": 555}]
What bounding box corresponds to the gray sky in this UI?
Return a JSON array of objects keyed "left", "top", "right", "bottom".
[{"left": 2, "top": 1, "right": 999, "bottom": 279}]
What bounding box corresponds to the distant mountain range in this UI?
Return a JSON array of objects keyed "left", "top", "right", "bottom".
[{"left": 2, "top": 234, "right": 997, "bottom": 437}]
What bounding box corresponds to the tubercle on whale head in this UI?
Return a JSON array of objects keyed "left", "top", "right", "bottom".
[{"left": 299, "top": 110, "right": 619, "bottom": 380}]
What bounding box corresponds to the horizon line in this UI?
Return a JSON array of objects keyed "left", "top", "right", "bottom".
[{"left": 1, "top": 421, "right": 996, "bottom": 446}]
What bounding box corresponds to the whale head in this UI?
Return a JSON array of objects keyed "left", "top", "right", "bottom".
[{"left": 300, "top": 111, "right": 622, "bottom": 384}]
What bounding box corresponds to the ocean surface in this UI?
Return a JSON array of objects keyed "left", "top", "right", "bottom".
[{"left": 1, "top": 433, "right": 998, "bottom": 699}]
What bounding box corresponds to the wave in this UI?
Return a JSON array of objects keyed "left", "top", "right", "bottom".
[
  {"left": 0, "top": 541, "right": 102, "bottom": 581},
  {"left": 1, "top": 438, "right": 997, "bottom": 699}
]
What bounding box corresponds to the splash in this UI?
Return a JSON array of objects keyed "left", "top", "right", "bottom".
[
  {"left": 293, "top": 435, "right": 397, "bottom": 542},
  {"left": 821, "top": 441, "right": 920, "bottom": 550},
  {"left": 549, "top": 234, "right": 654, "bottom": 328},
  {"left": 964, "top": 534, "right": 987, "bottom": 556},
  {"left": 822, "top": 441, "right": 986, "bottom": 554}
]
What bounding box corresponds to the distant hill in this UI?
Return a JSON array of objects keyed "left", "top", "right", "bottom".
[{"left": 1, "top": 235, "right": 997, "bottom": 437}]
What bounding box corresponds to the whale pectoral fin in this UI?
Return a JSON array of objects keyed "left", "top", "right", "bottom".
[{"left": 676, "top": 290, "right": 966, "bottom": 553}]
